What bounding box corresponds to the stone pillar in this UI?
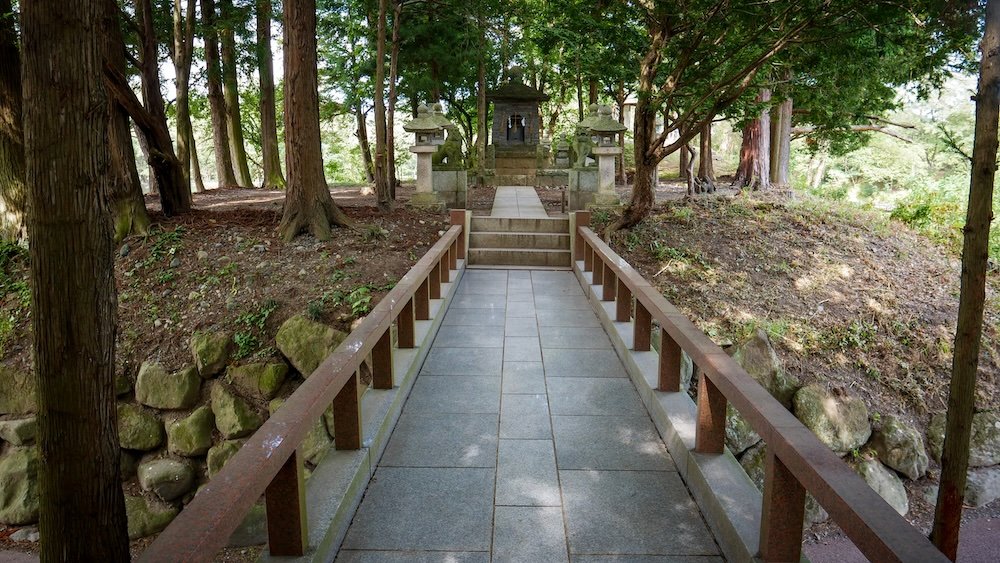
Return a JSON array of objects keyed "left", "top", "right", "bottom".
[{"left": 409, "top": 145, "right": 444, "bottom": 210}]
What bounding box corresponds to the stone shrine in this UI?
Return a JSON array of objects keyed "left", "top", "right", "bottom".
[{"left": 486, "top": 68, "right": 549, "bottom": 185}]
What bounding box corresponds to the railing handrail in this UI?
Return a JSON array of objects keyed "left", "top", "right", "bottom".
[
  {"left": 576, "top": 223, "right": 947, "bottom": 563},
  {"left": 140, "top": 221, "right": 465, "bottom": 562}
]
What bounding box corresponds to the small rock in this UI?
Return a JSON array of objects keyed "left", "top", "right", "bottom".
[
  {"left": 793, "top": 384, "right": 871, "bottom": 454},
  {"left": 419, "top": 220, "right": 426, "bottom": 224},
  {"left": 10, "top": 527, "right": 39, "bottom": 542},
  {"left": 275, "top": 315, "right": 347, "bottom": 377},
  {"left": 219, "top": 255, "right": 231, "bottom": 262},
  {"left": 0, "top": 417, "right": 37, "bottom": 446},
  {"left": 188, "top": 291, "right": 200, "bottom": 301},
  {"left": 169, "top": 257, "right": 181, "bottom": 268},
  {"left": 197, "top": 250, "right": 209, "bottom": 261},
  {"left": 167, "top": 406, "right": 216, "bottom": 457},
  {"left": 154, "top": 319, "right": 163, "bottom": 328},
  {"left": 0, "top": 447, "right": 39, "bottom": 525},
  {"left": 965, "top": 466, "right": 1000, "bottom": 508},
  {"left": 117, "top": 404, "right": 164, "bottom": 451},
  {"left": 928, "top": 411, "right": 1000, "bottom": 467},
  {"left": 294, "top": 246, "right": 306, "bottom": 252},
  {"left": 298, "top": 269, "right": 306, "bottom": 276},
  {"left": 854, "top": 458, "right": 908, "bottom": 516},
  {"left": 211, "top": 383, "right": 264, "bottom": 439},
  {"left": 207, "top": 439, "right": 245, "bottom": 478},
  {"left": 119, "top": 243, "right": 131, "bottom": 257},
  {"left": 125, "top": 494, "right": 178, "bottom": 540},
  {"left": 190, "top": 331, "right": 233, "bottom": 378},
  {"left": 138, "top": 458, "right": 195, "bottom": 502},
  {"left": 252, "top": 244, "right": 266, "bottom": 252},
  {"left": 870, "top": 415, "right": 929, "bottom": 480},
  {"left": 115, "top": 370, "right": 133, "bottom": 397},
  {"left": 226, "top": 363, "right": 289, "bottom": 401},
  {"left": 135, "top": 362, "right": 201, "bottom": 410}
]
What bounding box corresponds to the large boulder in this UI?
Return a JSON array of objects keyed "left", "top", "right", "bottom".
[
  {"left": 870, "top": 415, "right": 929, "bottom": 480},
  {"left": 138, "top": 458, "right": 195, "bottom": 502},
  {"left": 928, "top": 411, "right": 1000, "bottom": 468},
  {"left": 226, "top": 362, "right": 288, "bottom": 401},
  {"left": 739, "top": 442, "right": 827, "bottom": 524},
  {"left": 0, "top": 365, "right": 35, "bottom": 415},
  {"left": 117, "top": 404, "right": 164, "bottom": 451},
  {"left": 167, "top": 406, "right": 215, "bottom": 457},
  {"left": 207, "top": 439, "right": 245, "bottom": 478},
  {"left": 0, "top": 417, "right": 36, "bottom": 446},
  {"left": 211, "top": 383, "right": 263, "bottom": 439},
  {"left": 0, "top": 447, "right": 39, "bottom": 525},
  {"left": 793, "top": 384, "right": 871, "bottom": 454},
  {"left": 190, "top": 331, "right": 233, "bottom": 378},
  {"left": 965, "top": 466, "right": 1000, "bottom": 509},
  {"left": 271, "top": 397, "right": 330, "bottom": 465},
  {"left": 854, "top": 458, "right": 908, "bottom": 516},
  {"left": 135, "top": 362, "right": 201, "bottom": 410},
  {"left": 726, "top": 405, "right": 761, "bottom": 456},
  {"left": 275, "top": 315, "right": 347, "bottom": 377},
  {"left": 125, "top": 494, "right": 178, "bottom": 540},
  {"left": 732, "top": 329, "right": 801, "bottom": 408}
]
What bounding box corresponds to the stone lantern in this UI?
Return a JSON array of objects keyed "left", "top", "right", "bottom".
[
  {"left": 403, "top": 104, "right": 446, "bottom": 209},
  {"left": 588, "top": 105, "right": 627, "bottom": 202}
]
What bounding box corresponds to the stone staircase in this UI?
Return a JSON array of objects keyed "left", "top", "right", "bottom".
[{"left": 467, "top": 217, "right": 571, "bottom": 267}]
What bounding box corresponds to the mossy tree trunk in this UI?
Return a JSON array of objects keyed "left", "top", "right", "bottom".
[
  {"left": 174, "top": 0, "right": 206, "bottom": 193},
  {"left": 372, "top": 0, "right": 391, "bottom": 212},
  {"left": 0, "top": 0, "right": 25, "bottom": 242},
  {"left": 257, "top": 0, "right": 285, "bottom": 190},
  {"left": 386, "top": 0, "right": 401, "bottom": 200},
  {"left": 280, "top": 0, "right": 351, "bottom": 240},
  {"left": 220, "top": 0, "right": 253, "bottom": 187},
  {"left": 21, "top": 0, "right": 130, "bottom": 558}
]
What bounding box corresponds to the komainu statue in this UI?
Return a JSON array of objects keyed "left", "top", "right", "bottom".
[{"left": 432, "top": 125, "right": 465, "bottom": 170}]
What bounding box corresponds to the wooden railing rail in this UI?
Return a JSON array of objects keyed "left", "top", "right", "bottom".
[
  {"left": 140, "top": 210, "right": 467, "bottom": 562},
  {"left": 574, "top": 212, "right": 946, "bottom": 563}
]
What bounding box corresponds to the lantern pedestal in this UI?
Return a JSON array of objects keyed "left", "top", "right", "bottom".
[{"left": 408, "top": 145, "right": 446, "bottom": 210}]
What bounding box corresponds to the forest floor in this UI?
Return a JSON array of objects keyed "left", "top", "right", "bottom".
[{"left": 589, "top": 182, "right": 1000, "bottom": 555}]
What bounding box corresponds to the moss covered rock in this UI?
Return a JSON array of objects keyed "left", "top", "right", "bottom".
[
  {"left": 854, "top": 458, "right": 908, "bottom": 516},
  {"left": 793, "top": 384, "right": 871, "bottom": 454},
  {"left": 725, "top": 405, "right": 761, "bottom": 456},
  {"left": 118, "top": 403, "right": 164, "bottom": 451},
  {"left": 167, "top": 406, "right": 215, "bottom": 457},
  {"left": 0, "top": 417, "right": 36, "bottom": 446},
  {"left": 270, "top": 397, "right": 330, "bottom": 465},
  {"left": 227, "top": 362, "right": 288, "bottom": 401},
  {"left": 138, "top": 458, "right": 195, "bottom": 502},
  {"left": 211, "top": 383, "right": 263, "bottom": 439},
  {"left": 207, "top": 439, "right": 245, "bottom": 478},
  {"left": 870, "top": 415, "right": 929, "bottom": 480},
  {"left": 739, "top": 442, "right": 828, "bottom": 524},
  {"left": 191, "top": 331, "right": 233, "bottom": 378},
  {"left": 0, "top": 446, "right": 39, "bottom": 525},
  {"left": 125, "top": 494, "right": 178, "bottom": 540},
  {"left": 928, "top": 410, "right": 1000, "bottom": 468},
  {"left": 732, "top": 329, "right": 801, "bottom": 408},
  {"left": 0, "top": 365, "right": 35, "bottom": 415},
  {"left": 275, "top": 315, "right": 346, "bottom": 377},
  {"left": 135, "top": 362, "right": 201, "bottom": 410}
]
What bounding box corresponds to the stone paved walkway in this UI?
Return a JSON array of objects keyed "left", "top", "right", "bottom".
[
  {"left": 337, "top": 268, "right": 723, "bottom": 562},
  {"left": 490, "top": 186, "right": 548, "bottom": 218}
]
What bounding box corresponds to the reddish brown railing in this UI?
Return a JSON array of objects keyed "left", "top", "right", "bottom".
[
  {"left": 574, "top": 211, "right": 947, "bottom": 563},
  {"left": 140, "top": 210, "right": 467, "bottom": 562}
]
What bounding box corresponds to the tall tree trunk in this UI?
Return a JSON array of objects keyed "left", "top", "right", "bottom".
[
  {"left": 695, "top": 121, "right": 716, "bottom": 193},
  {"left": 190, "top": 132, "right": 207, "bottom": 192},
  {"left": 678, "top": 145, "right": 689, "bottom": 180},
  {"left": 684, "top": 143, "right": 696, "bottom": 195},
  {"left": 356, "top": 104, "right": 375, "bottom": 184},
  {"left": 575, "top": 62, "right": 584, "bottom": 121},
  {"left": 588, "top": 79, "right": 598, "bottom": 104},
  {"left": 734, "top": 89, "right": 772, "bottom": 190},
  {"left": 280, "top": 0, "right": 350, "bottom": 240},
  {"left": 931, "top": 1, "right": 1000, "bottom": 558},
  {"left": 372, "top": 0, "right": 390, "bottom": 211},
  {"left": 174, "top": 0, "right": 202, "bottom": 193},
  {"left": 769, "top": 88, "right": 792, "bottom": 188},
  {"left": 616, "top": 82, "right": 627, "bottom": 185},
  {"left": 202, "top": 0, "right": 240, "bottom": 188},
  {"left": 257, "top": 0, "right": 285, "bottom": 189},
  {"left": 386, "top": 0, "right": 401, "bottom": 200},
  {"left": 0, "top": 0, "right": 25, "bottom": 242},
  {"left": 220, "top": 0, "right": 253, "bottom": 187},
  {"left": 22, "top": 0, "right": 130, "bottom": 559},
  {"left": 105, "top": 0, "right": 151, "bottom": 240},
  {"left": 476, "top": 11, "right": 488, "bottom": 183}
]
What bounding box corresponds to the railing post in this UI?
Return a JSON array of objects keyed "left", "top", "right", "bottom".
[
  {"left": 333, "top": 370, "right": 362, "bottom": 450},
  {"left": 583, "top": 242, "right": 593, "bottom": 272},
  {"left": 593, "top": 255, "right": 604, "bottom": 286},
  {"left": 449, "top": 240, "right": 458, "bottom": 270},
  {"left": 575, "top": 211, "right": 591, "bottom": 262},
  {"left": 634, "top": 302, "right": 651, "bottom": 351},
  {"left": 616, "top": 278, "right": 631, "bottom": 322},
  {"left": 415, "top": 279, "right": 430, "bottom": 320},
  {"left": 450, "top": 209, "right": 466, "bottom": 260},
  {"left": 398, "top": 298, "right": 415, "bottom": 348},
  {"left": 440, "top": 252, "right": 450, "bottom": 283},
  {"left": 429, "top": 264, "right": 442, "bottom": 299},
  {"left": 602, "top": 269, "right": 617, "bottom": 301},
  {"left": 760, "top": 448, "right": 806, "bottom": 562},
  {"left": 372, "top": 328, "right": 394, "bottom": 389},
  {"left": 265, "top": 450, "right": 307, "bottom": 556},
  {"left": 658, "top": 327, "right": 681, "bottom": 391},
  {"left": 695, "top": 373, "right": 726, "bottom": 453}
]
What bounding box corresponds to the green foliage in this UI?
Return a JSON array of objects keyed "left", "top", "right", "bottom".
[
  {"left": 361, "top": 225, "right": 389, "bottom": 243},
  {"left": 233, "top": 299, "right": 279, "bottom": 360},
  {"left": 233, "top": 331, "right": 260, "bottom": 361},
  {"left": 346, "top": 286, "right": 372, "bottom": 317}
]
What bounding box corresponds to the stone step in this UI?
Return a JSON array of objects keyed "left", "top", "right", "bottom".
[
  {"left": 494, "top": 167, "right": 538, "bottom": 176},
  {"left": 468, "top": 248, "right": 572, "bottom": 267},
  {"left": 486, "top": 175, "right": 534, "bottom": 186},
  {"left": 470, "top": 232, "right": 570, "bottom": 250},
  {"left": 471, "top": 217, "right": 569, "bottom": 234}
]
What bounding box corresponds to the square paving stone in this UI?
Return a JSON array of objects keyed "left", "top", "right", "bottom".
[
  {"left": 560, "top": 470, "right": 719, "bottom": 556},
  {"left": 493, "top": 506, "right": 569, "bottom": 563},
  {"left": 464, "top": 271, "right": 508, "bottom": 284},
  {"left": 433, "top": 325, "right": 505, "bottom": 348},
  {"left": 451, "top": 293, "right": 507, "bottom": 309},
  {"left": 458, "top": 280, "right": 508, "bottom": 295},
  {"left": 341, "top": 467, "right": 495, "bottom": 551},
  {"left": 381, "top": 412, "right": 498, "bottom": 467},
  {"left": 536, "top": 309, "right": 600, "bottom": 328},
  {"left": 421, "top": 347, "right": 503, "bottom": 376},
  {"left": 543, "top": 349, "right": 625, "bottom": 378},
  {"left": 502, "top": 362, "right": 546, "bottom": 394},
  {"left": 534, "top": 294, "right": 593, "bottom": 310},
  {"left": 504, "top": 336, "right": 542, "bottom": 362},
  {"left": 505, "top": 289, "right": 535, "bottom": 302},
  {"left": 539, "top": 327, "right": 613, "bottom": 350},
  {"left": 552, "top": 416, "right": 674, "bottom": 471},
  {"left": 546, "top": 378, "right": 645, "bottom": 416},
  {"left": 500, "top": 394, "right": 552, "bottom": 439},
  {"left": 506, "top": 301, "right": 537, "bottom": 317},
  {"left": 337, "top": 551, "right": 489, "bottom": 562},
  {"left": 496, "top": 439, "right": 561, "bottom": 506},
  {"left": 571, "top": 557, "right": 724, "bottom": 563},
  {"left": 443, "top": 309, "right": 505, "bottom": 327},
  {"left": 404, "top": 376, "right": 500, "bottom": 414},
  {"left": 505, "top": 317, "right": 539, "bottom": 337}
]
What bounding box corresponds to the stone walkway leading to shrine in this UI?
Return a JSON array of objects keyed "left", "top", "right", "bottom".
[
  {"left": 337, "top": 202, "right": 724, "bottom": 561},
  {"left": 489, "top": 186, "right": 549, "bottom": 218}
]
